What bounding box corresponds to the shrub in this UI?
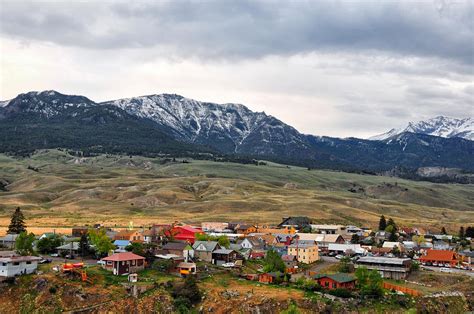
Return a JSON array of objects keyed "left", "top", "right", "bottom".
[
  {"left": 49, "top": 286, "right": 57, "bottom": 294},
  {"left": 328, "top": 288, "right": 352, "bottom": 298}
]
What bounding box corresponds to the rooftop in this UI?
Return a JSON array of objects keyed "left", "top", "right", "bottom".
[
  {"left": 313, "top": 273, "right": 356, "bottom": 283},
  {"left": 102, "top": 252, "right": 145, "bottom": 262}
]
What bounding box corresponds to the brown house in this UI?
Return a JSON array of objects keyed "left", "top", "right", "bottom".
[
  {"left": 114, "top": 230, "right": 144, "bottom": 243},
  {"left": 101, "top": 252, "right": 145, "bottom": 275},
  {"left": 313, "top": 273, "right": 356, "bottom": 290},
  {"left": 258, "top": 272, "right": 284, "bottom": 284},
  {"left": 212, "top": 249, "right": 242, "bottom": 265}
]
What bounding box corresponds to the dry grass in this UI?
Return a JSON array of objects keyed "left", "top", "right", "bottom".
[{"left": 0, "top": 149, "right": 472, "bottom": 234}]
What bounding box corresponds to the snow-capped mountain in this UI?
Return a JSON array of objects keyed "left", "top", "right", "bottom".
[
  {"left": 101, "top": 94, "right": 309, "bottom": 155},
  {"left": 1, "top": 90, "right": 473, "bottom": 173},
  {"left": 370, "top": 116, "right": 474, "bottom": 141}
]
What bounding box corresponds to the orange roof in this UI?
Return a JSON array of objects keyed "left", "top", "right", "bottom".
[
  {"left": 102, "top": 252, "right": 145, "bottom": 262},
  {"left": 115, "top": 230, "right": 139, "bottom": 237},
  {"left": 420, "top": 250, "right": 457, "bottom": 262}
]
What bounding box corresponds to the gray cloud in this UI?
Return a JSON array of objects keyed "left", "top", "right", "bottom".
[{"left": 1, "top": 1, "right": 472, "bottom": 65}]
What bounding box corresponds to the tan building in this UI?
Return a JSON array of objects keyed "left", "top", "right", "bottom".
[
  {"left": 287, "top": 242, "right": 319, "bottom": 264},
  {"left": 114, "top": 230, "right": 144, "bottom": 243}
]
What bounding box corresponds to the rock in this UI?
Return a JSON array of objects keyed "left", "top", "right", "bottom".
[{"left": 33, "top": 278, "right": 48, "bottom": 291}]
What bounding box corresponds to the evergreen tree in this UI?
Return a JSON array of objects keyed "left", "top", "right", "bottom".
[
  {"left": 465, "top": 226, "right": 474, "bottom": 238},
  {"left": 459, "top": 226, "right": 465, "bottom": 239},
  {"left": 351, "top": 234, "right": 360, "bottom": 244},
  {"left": 7, "top": 207, "right": 27, "bottom": 234},
  {"left": 378, "top": 215, "right": 387, "bottom": 231},
  {"left": 79, "top": 234, "right": 89, "bottom": 257},
  {"left": 441, "top": 227, "right": 447, "bottom": 235},
  {"left": 387, "top": 218, "right": 397, "bottom": 231}
]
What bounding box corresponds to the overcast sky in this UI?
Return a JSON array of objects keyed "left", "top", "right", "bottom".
[{"left": 0, "top": 0, "right": 472, "bottom": 138}]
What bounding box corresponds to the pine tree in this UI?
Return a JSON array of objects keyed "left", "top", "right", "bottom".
[
  {"left": 387, "top": 218, "right": 397, "bottom": 231},
  {"left": 459, "top": 226, "right": 465, "bottom": 239},
  {"left": 7, "top": 207, "right": 27, "bottom": 234},
  {"left": 441, "top": 227, "right": 447, "bottom": 235},
  {"left": 378, "top": 215, "right": 387, "bottom": 231},
  {"left": 79, "top": 233, "right": 89, "bottom": 257}
]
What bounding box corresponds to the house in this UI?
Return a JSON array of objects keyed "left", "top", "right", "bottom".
[
  {"left": 101, "top": 252, "right": 145, "bottom": 275},
  {"left": 235, "top": 224, "right": 257, "bottom": 235},
  {"left": 274, "top": 233, "right": 298, "bottom": 245},
  {"left": 114, "top": 230, "right": 144, "bottom": 243},
  {"left": 114, "top": 240, "right": 131, "bottom": 252},
  {"left": 419, "top": 250, "right": 458, "bottom": 267},
  {"left": 0, "top": 255, "right": 42, "bottom": 279},
  {"left": 249, "top": 251, "right": 265, "bottom": 260},
  {"left": 313, "top": 273, "right": 356, "bottom": 290},
  {"left": 310, "top": 224, "right": 345, "bottom": 235},
  {"left": 56, "top": 242, "right": 80, "bottom": 256},
  {"left": 71, "top": 226, "right": 89, "bottom": 237},
  {"left": 278, "top": 217, "right": 312, "bottom": 230},
  {"left": 166, "top": 225, "right": 203, "bottom": 244},
  {"left": 0, "top": 234, "right": 19, "bottom": 249},
  {"left": 328, "top": 243, "right": 367, "bottom": 256},
  {"left": 433, "top": 240, "right": 451, "bottom": 250},
  {"left": 258, "top": 272, "right": 284, "bottom": 284},
  {"left": 177, "top": 262, "right": 197, "bottom": 276},
  {"left": 239, "top": 237, "right": 265, "bottom": 250},
  {"left": 297, "top": 233, "right": 345, "bottom": 251},
  {"left": 382, "top": 241, "right": 402, "bottom": 251},
  {"left": 141, "top": 230, "right": 154, "bottom": 244},
  {"left": 356, "top": 256, "right": 412, "bottom": 280},
  {"left": 212, "top": 249, "right": 242, "bottom": 265},
  {"left": 287, "top": 242, "right": 319, "bottom": 264},
  {"left": 192, "top": 241, "right": 220, "bottom": 262},
  {"left": 281, "top": 254, "right": 298, "bottom": 271},
  {"left": 162, "top": 242, "right": 194, "bottom": 261},
  {"left": 345, "top": 225, "right": 363, "bottom": 235}
]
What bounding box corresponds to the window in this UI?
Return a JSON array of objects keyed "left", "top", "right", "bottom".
[
  {"left": 13, "top": 262, "right": 19, "bottom": 266},
  {"left": 107, "top": 261, "right": 112, "bottom": 265},
  {"left": 332, "top": 283, "right": 336, "bottom": 288},
  {"left": 325, "top": 282, "right": 329, "bottom": 287},
  {"left": 26, "top": 261, "right": 31, "bottom": 265}
]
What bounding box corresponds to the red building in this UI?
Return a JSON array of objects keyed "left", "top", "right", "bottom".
[
  {"left": 313, "top": 273, "right": 356, "bottom": 290},
  {"left": 166, "top": 225, "right": 204, "bottom": 244},
  {"left": 419, "top": 249, "right": 458, "bottom": 267}
]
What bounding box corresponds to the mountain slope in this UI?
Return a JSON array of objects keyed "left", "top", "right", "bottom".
[
  {"left": 0, "top": 91, "right": 211, "bottom": 155},
  {"left": 370, "top": 116, "right": 474, "bottom": 141},
  {"left": 101, "top": 94, "right": 312, "bottom": 157},
  {"left": 0, "top": 90, "right": 473, "bottom": 174}
]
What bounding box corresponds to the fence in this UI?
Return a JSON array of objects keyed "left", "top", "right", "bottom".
[{"left": 383, "top": 281, "right": 422, "bottom": 296}]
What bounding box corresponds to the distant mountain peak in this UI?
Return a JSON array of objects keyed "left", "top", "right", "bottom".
[{"left": 370, "top": 116, "right": 473, "bottom": 141}]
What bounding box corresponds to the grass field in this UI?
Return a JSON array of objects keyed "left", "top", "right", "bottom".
[{"left": 0, "top": 149, "right": 472, "bottom": 234}]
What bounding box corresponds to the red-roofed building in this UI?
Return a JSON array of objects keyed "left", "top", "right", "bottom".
[
  {"left": 101, "top": 252, "right": 145, "bottom": 275},
  {"left": 166, "top": 225, "right": 204, "bottom": 244},
  {"left": 419, "top": 250, "right": 458, "bottom": 267}
]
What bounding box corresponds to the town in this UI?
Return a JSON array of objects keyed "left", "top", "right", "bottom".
[{"left": 0, "top": 207, "right": 473, "bottom": 312}]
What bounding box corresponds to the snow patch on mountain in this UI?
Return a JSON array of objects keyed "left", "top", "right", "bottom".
[{"left": 370, "top": 116, "right": 473, "bottom": 141}]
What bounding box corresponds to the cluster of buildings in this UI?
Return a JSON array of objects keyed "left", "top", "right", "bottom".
[{"left": 1, "top": 216, "right": 472, "bottom": 285}]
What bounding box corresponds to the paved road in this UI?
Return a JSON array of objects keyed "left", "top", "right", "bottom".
[{"left": 421, "top": 266, "right": 474, "bottom": 277}]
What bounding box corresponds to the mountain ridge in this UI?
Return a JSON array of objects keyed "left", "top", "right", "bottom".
[
  {"left": 1, "top": 90, "right": 473, "bottom": 175},
  {"left": 370, "top": 116, "right": 473, "bottom": 141}
]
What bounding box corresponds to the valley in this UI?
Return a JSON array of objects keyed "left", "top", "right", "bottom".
[{"left": 0, "top": 150, "right": 472, "bottom": 233}]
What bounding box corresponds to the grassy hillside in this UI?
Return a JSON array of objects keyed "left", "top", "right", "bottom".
[{"left": 0, "top": 150, "right": 472, "bottom": 233}]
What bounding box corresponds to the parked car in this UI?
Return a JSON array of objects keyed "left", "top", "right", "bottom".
[
  {"left": 39, "top": 258, "right": 52, "bottom": 264},
  {"left": 222, "top": 262, "right": 235, "bottom": 268},
  {"left": 97, "top": 260, "right": 106, "bottom": 266},
  {"left": 335, "top": 255, "right": 343, "bottom": 260},
  {"left": 50, "top": 253, "right": 59, "bottom": 257}
]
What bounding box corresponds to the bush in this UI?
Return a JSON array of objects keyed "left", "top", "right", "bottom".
[
  {"left": 173, "top": 296, "right": 191, "bottom": 314},
  {"left": 171, "top": 275, "right": 201, "bottom": 312},
  {"left": 49, "top": 286, "right": 57, "bottom": 294},
  {"left": 328, "top": 288, "right": 352, "bottom": 298}
]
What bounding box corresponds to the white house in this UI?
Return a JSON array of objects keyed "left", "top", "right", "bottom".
[
  {"left": 328, "top": 243, "right": 367, "bottom": 255},
  {"left": 0, "top": 234, "right": 19, "bottom": 249},
  {"left": 0, "top": 255, "right": 42, "bottom": 279}
]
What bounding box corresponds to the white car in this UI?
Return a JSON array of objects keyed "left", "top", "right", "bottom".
[
  {"left": 50, "top": 253, "right": 59, "bottom": 257},
  {"left": 222, "top": 262, "right": 235, "bottom": 268},
  {"left": 335, "top": 255, "right": 343, "bottom": 260},
  {"left": 97, "top": 260, "right": 106, "bottom": 266}
]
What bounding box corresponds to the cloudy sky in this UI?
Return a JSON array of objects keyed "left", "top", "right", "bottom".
[{"left": 0, "top": 0, "right": 472, "bottom": 138}]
